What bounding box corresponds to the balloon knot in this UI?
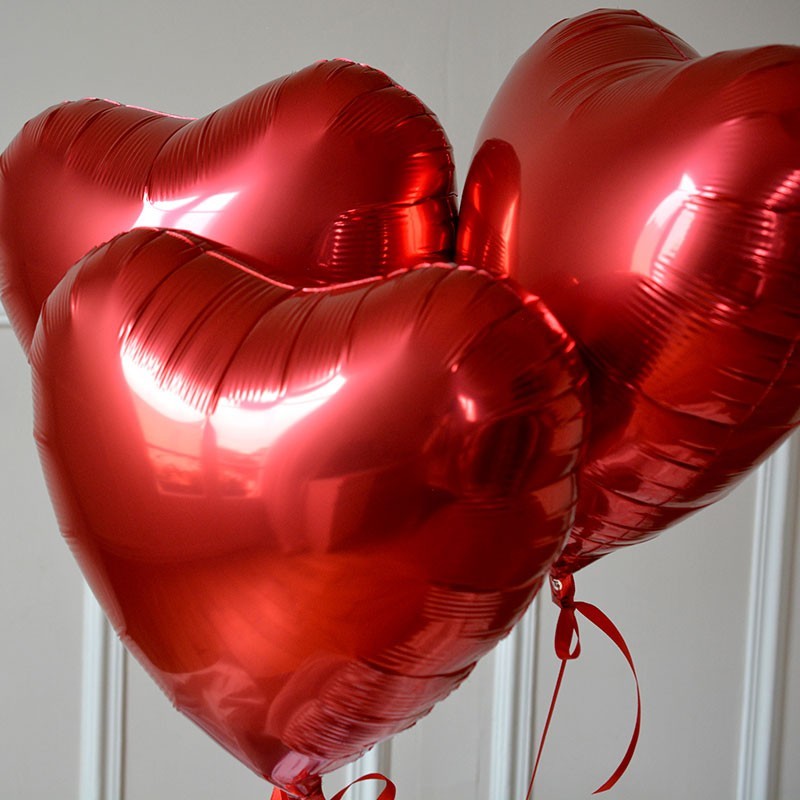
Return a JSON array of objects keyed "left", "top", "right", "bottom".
[{"left": 550, "top": 572, "right": 575, "bottom": 609}]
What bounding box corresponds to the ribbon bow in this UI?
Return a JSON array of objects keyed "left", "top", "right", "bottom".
[
  {"left": 526, "top": 574, "right": 641, "bottom": 798},
  {"left": 272, "top": 576, "right": 639, "bottom": 800}
]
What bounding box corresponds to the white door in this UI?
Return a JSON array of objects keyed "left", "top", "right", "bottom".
[{"left": 2, "top": 2, "right": 799, "bottom": 798}]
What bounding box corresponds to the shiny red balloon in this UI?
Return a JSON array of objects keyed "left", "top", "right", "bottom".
[
  {"left": 32, "top": 227, "right": 587, "bottom": 797},
  {"left": 0, "top": 59, "right": 455, "bottom": 352},
  {"left": 458, "top": 9, "right": 800, "bottom": 576}
]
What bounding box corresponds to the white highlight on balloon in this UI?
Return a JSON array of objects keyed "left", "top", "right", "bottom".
[
  {"left": 133, "top": 190, "right": 240, "bottom": 234},
  {"left": 213, "top": 374, "right": 348, "bottom": 455}
]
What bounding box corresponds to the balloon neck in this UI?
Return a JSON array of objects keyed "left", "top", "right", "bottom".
[{"left": 549, "top": 572, "right": 575, "bottom": 608}]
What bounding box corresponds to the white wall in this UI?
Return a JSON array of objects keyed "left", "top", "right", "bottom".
[
  {"left": 1, "top": 2, "right": 798, "bottom": 799},
  {"left": 0, "top": 330, "right": 84, "bottom": 799}
]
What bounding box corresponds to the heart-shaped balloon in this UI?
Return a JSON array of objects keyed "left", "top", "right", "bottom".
[
  {"left": 32, "top": 227, "right": 587, "bottom": 796},
  {"left": 458, "top": 9, "right": 800, "bottom": 576},
  {"left": 0, "top": 59, "right": 455, "bottom": 351}
]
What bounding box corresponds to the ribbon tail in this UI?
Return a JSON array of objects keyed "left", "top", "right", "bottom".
[
  {"left": 526, "top": 657, "right": 569, "bottom": 800},
  {"left": 574, "top": 601, "right": 642, "bottom": 794},
  {"left": 526, "top": 595, "right": 582, "bottom": 800}
]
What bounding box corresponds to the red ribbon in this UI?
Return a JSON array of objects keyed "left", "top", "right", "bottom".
[
  {"left": 270, "top": 575, "right": 637, "bottom": 800},
  {"left": 271, "top": 773, "right": 396, "bottom": 800},
  {"left": 526, "top": 574, "right": 641, "bottom": 798}
]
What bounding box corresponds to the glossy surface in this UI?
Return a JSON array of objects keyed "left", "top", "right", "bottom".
[
  {"left": 0, "top": 59, "right": 456, "bottom": 352},
  {"left": 458, "top": 9, "right": 800, "bottom": 575},
  {"left": 32, "top": 228, "right": 587, "bottom": 797}
]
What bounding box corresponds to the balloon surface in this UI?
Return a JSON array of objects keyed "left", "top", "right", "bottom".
[
  {"left": 458, "top": 8, "right": 800, "bottom": 575},
  {"left": 32, "top": 227, "right": 587, "bottom": 797},
  {"left": 0, "top": 59, "right": 455, "bottom": 351}
]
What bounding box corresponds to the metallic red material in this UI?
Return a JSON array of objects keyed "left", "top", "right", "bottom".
[
  {"left": 0, "top": 59, "right": 456, "bottom": 352},
  {"left": 458, "top": 9, "right": 800, "bottom": 576},
  {"left": 32, "top": 228, "right": 587, "bottom": 796},
  {"left": 271, "top": 773, "right": 396, "bottom": 800}
]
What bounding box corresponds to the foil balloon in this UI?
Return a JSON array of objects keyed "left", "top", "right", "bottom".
[
  {"left": 0, "top": 59, "right": 455, "bottom": 352},
  {"left": 458, "top": 9, "right": 800, "bottom": 576},
  {"left": 32, "top": 227, "right": 587, "bottom": 797}
]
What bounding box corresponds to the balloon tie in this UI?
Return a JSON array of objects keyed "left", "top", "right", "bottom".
[
  {"left": 271, "top": 773, "right": 396, "bottom": 800},
  {"left": 525, "top": 574, "right": 641, "bottom": 799}
]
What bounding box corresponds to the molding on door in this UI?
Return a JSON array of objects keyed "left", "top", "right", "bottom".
[
  {"left": 736, "top": 438, "right": 799, "bottom": 800},
  {"left": 488, "top": 600, "right": 538, "bottom": 799},
  {"left": 79, "top": 586, "right": 127, "bottom": 800}
]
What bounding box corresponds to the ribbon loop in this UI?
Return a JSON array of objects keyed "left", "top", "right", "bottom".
[
  {"left": 551, "top": 574, "right": 581, "bottom": 661},
  {"left": 574, "top": 601, "right": 641, "bottom": 794},
  {"left": 271, "top": 773, "right": 396, "bottom": 800},
  {"left": 330, "top": 773, "right": 396, "bottom": 800},
  {"left": 528, "top": 576, "right": 641, "bottom": 798}
]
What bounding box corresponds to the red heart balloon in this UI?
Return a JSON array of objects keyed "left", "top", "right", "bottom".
[
  {"left": 458, "top": 9, "right": 800, "bottom": 576},
  {"left": 0, "top": 59, "right": 455, "bottom": 351},
  {"left": 33, "top": 227, "right": 587, "bottom": 796}
]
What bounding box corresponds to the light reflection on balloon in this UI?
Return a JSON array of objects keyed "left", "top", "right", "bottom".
[
  {"left": 458, "top": 8, "right": 800, "bottom": 577},
  {"left": 456, "top": 394, "right": 478, "bottom": 423},
  {"left": 0, "top": 59, "right": 457, "bottom": 352},
  {"left": 631, "top": 174, "right": 697, "bottom": 278},
  {"left": 212, "top": 374, "right": 348, "bottom": 455},
  {"left": 33, "top": 227, "right": 589, "bottom": 797},
  {"left": 134, "top": 190, "right": 242, "bottom": 234},
  {"left": 123, "top": 350, "right": 207, "bottom": 424}
]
